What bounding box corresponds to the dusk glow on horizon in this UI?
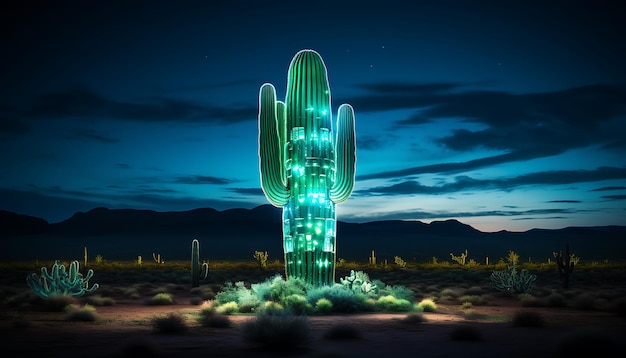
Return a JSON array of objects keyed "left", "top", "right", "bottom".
[{"left": 1, "top": 1, "right": 624, "bottom": 232}]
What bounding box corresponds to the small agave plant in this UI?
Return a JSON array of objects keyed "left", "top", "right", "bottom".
[{"left": 340, "top": 270, "right": 377, "bottom": 294}]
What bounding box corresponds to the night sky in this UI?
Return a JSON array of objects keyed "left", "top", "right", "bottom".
[{"left": 1, "top": 0, "right": 624, "bottom": 232}]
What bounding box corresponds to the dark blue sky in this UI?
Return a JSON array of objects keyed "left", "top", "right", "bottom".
[{"left": 1, "top": 0, "right": 625, "bottom": 231}]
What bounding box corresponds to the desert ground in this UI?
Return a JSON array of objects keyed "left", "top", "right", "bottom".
[{"left": 1, "top": 262, "right": 625, "bottom": 357}]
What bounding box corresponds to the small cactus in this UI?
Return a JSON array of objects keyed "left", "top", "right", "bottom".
[
  {"left": 26, "top": 260, "right": 99, "bottom": 298},
  {"left": 553, "top": 243, "right": 575, "bottom": 288}
]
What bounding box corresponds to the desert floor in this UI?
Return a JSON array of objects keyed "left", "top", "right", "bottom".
[{"left": 1, "top": 264, "right": 625, "bottom": 357}]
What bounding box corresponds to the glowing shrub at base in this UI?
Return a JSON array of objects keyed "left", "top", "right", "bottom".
[{"left": 258, "top": 49, "right": 356, "bottom": 286}]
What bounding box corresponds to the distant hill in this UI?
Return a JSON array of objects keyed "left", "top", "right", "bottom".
[{"left": 1, "top": 205, "right": 625, "bottom": 262}]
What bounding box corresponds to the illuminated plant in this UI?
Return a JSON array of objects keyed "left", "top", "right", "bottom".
[
  {"left": 26, "top": 260, "right": 99, "bottom": 298},
  {"left": 490, "top": 261, "right": 536, "bottom": 294},
  {"left": 258, "top": 49, "right": 356, "bottom": 286},
  {"left": 253, "top": 250, "right": 269, "bottom": 269},
  {"left": 191, "top": 238, "right": 209, "bottom": 288}
]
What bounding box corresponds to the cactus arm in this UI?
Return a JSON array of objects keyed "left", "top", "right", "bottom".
[
  {"left": 330, "top": 104, "right": 356, "bottom": 203},
  {"left": 259, "top": 83, "right": 290, "bottom": 207}
]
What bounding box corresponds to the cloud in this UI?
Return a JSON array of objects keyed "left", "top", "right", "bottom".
[
  {"left": 173, "top": 175, "right": 235, "bottom": 185},
  {"left": 341, "top": 207, "right": 592, "bottom": 223},
  {"left": 590, "top": 186, "right": 626, "bottom": 191},
  {"left": 356, "top": 166, "right": 626, "bottom": 196},
  {"left": 68, "top": 129, "right": 119, "bottom": 143},
  {"left": 5, "top": 87, "right": 257, "bottom": 125},
  {"left": 601, "top": 195, "right": 626, "bottom": 201},
  {"left": 350, "top": 83, "right": 626, "bottom": 179},
  {"left": 547, "top": 200, "right": 581, "bottom": 203},
  {"left": 228, "top": 187, "right": 265, "bottom": 195}
]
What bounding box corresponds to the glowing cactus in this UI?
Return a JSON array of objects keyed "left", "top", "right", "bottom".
[{"left": 258, "top": 49, "right": 356, "bottom": 286}]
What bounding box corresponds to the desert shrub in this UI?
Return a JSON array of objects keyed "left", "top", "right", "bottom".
[
  {"left": 461, "top": 301, "right": 473, "bottom": 310},
  {"left": 215, "top": 281, "right": 249, "bottom": 305},
  {"left": 400, "top": 312, "right": 428, "bottom": 324},
  {"left": 189, "top": 296, "right": 204, "bottom": 305},
  {"left": 377, "top": 283, "right": 415, "bottom": 302},
  {"left": 519, "top": 293, "right": 541, "bottom": 307},
  {"left": 439, "top": 288, "right": 462, "bottom": 301},
  {"left": 490, "top": 262, "right": 536, "bottom": 294},
  {"left": 463, "top": 285, "right": 485, "bottom": 296},
  {"left": 511, "top": 310, "right": 545, "bottom": 327},
  {"left": 314, "top": 298, "right": 333, "bottom": 314},
  {"left": 121, "top": 287, "right": 141, "bottom": 299},
  {"left": 375, "top": 295, "right": 414, "bottom": 312},
  {"left": 541, "top": 292, "right": 567, "bottom": 307},
  {"left": 323, "top": 324, "right": 362, "bottom": 340},
  {"left": 306, "top": 284, "right": 366, "bottom": 313},
  {"left": 84, "top": 295, "right": 116, "bottom": 306},
  {"left": 257, "top": 300, "right": 285, "bottom": 315},
  {"left": 416, "top": 298, "right": 437, "bottom": 312},
  {"left": 284, "top": 294, "right": 313, "bottom": 315},
  {"left": 241, "top": 313, "right": 310, "bottom": 351},
  {"left": 145, "top": 292, "right": 175, "bottom": 305},
  {"left": 215, "top": 301, "right": 238, "bottom": 315},
  {"left": 64, "top": 304, "right": 98, "bottom": 321},
  {"left": 42, "top": 295, "right": 80, "bottom": 311},
  {"left": 198, "top": 307, "right": 231, "bottom": 328},
  {"left": 450, "top": 324, "right": 482, "bottom": 341},
  {"left": 248, "top": 274, "right": 307, "bottom": 303},
  {"left": 458, "top": 295, "right": 488, "bottom": 305},
  {"left": 151, "top": 312, "right": 188, "bottom": 334}
]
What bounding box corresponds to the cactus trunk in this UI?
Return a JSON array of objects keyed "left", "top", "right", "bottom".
[
  {"left": 259, "top": 49, "right": 356, "bottom": 286},
  {"left": 191, "top": 238, "right": 200, "bottom": 288}
]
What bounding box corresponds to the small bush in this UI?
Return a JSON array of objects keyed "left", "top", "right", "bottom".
[
  {"left": 145, "top": 292, "right": 175, "bottom": 305},
  {"left": 215, "top": 301, "right": 239, "bottom": 315},
  {"left": 257, "top": 300, "right": 284, "bottom": 315},
  {"left": 519, "top": 293, "right": 541, "bottom": 307},
  {"left": 417, "top": 298, "right": 437, "bottom": 312},
  {"left": 84, "top": 295, "right": 116, "bottom": 306},
  {"left": 323, "top": 324, "right": 362, "bottom": 340},
  {"left": 43, "top": 295, "right": 80, "bottom": 311},
  {"left": 151, "top": 312, "right": 188, "bottom": 334},
  {"left": 284, "top": 294, "right": 312, "bottom": 315},
  {"left": 241, "top": 313, "right": 310, "bottom": 351},
  {"left": 314, "top": 298, "right": 333, "bottom": 314},
  {"left": 64, "top": 304, "right": 98, "bottom": 321},
  {"left": 400, "top": 312, "right": 428, "bottom": 324},
  {"left": 542, "top": 293, "right": 567, "bottom": 307},
  {"left": 450, "top": 324, "right": 482, "bottom": 341},
  {"left": 458, "top": 295, "right": 488, "bottom": 306},
  {"left": 198, "top": 308, "right": 231, "bottom": 328},
  {"left": 461, "top": 301, "right": 473, "bottom": 310},
  {"left": 375, "top": 295, "right": 414, "bottom": 312},
  {"left": 511, "top": 310, "right": 545, "bottom": 327}
]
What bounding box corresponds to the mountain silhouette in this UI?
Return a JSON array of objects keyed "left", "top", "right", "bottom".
[{"left": 1, "top": 205, "right": 624, "bottom": 263}]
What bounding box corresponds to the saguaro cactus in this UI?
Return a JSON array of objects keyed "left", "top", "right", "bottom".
[
  {"left": 258, "top": 49, "right": 356, "bottom": 286},
  {"left": 191, "top": 238, "right": 209, "bottom": 288}
]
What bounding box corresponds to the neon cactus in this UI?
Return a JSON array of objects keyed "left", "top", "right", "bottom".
[{"left": 258, "top": 49, "right": 356, "bottom": 286}]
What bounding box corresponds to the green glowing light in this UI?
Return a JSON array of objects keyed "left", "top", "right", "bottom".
[{"left": 258, "top": 49, "right": 356, "bottom": 286}]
